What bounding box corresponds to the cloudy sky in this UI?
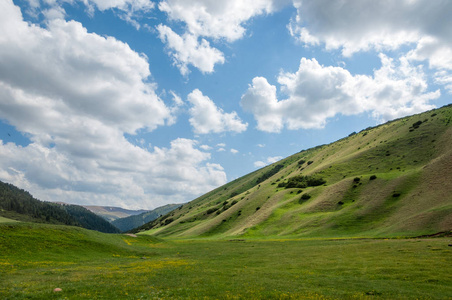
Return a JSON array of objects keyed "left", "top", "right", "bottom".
[{"left": 0, "top": 0, "right": 451, "bottom": 209}]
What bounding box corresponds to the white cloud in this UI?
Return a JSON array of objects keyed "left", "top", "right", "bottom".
[
  {"left": 254, "top": 156, "right": 283, "bottom": 168},
  {"left": 87, "top": 0, "right": 155, "bottom": 12},
  {"left": 290, "top": 0, "right": 451, "bottom": 55},
  {"left": 157, "top": 0, "right": 288, "bottom": 74},
  {"left": 158, "top": 0, "right": 281, "bottom": 42},
  {"left": 200, "top": 144, "right": 212, "bottom": 151},
  {"left": 156, "top": 25, "right": 225, "bottom": 76},
  {"left": 241, "top": 55, "right": 439, "bottom": 132},
  {"left": 216, "top": 143, "right": 226, "bottom": 147},
  {"left": 166, "top": 90, "right": 184, "bottom": 126},
  {"left": 289, "top": 0, "right": 452, "bottom": 92},
  {"left": 22, "top": 0, "right": 155, "bottom": 28},
  {"left": 434, "top": 70, "right": 452, "bottom": 94},
  {"left": 0, "top": 1, "right": 226, "bottom": 209},
  {"left": 230, "top": 148, "right": 239, "bottom": 154},
  {"left": 187, "top": 89, "right": 248, "bottom": 134}
]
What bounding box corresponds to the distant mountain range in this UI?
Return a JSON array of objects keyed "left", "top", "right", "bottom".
[
  {"left": 83, "top": 206, "right": 149, "bottom": 222},
  {"left": 111, "top": 204, "right": 182, "bottom": 232},
  {"left": 134, "top": 104, "right": 452, "bottom": 239}
]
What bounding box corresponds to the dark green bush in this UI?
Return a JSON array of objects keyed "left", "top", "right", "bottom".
[
  {"left": 229, "top": 191, "right": 239, "bottom": 198},
  {"left": 369, "top": 175, "right": 377, "bottom": 180},
  {"left": 256, "top": 164, "right": 284, "bottom": 184},
  {"left": 278, "top": 175, "right": 326, "bottom": 189},
  {"left": 206, "top": 208, "right": 218, "bottom": 214},
  {"left": 301, "top": 193, "right": 311, "bottom": 200},
  {"left": 353, "top": 177, "right": 361, "bottom": 183},
  {"left": 412, "top": 120, "right": 422, "bottom": 128}
]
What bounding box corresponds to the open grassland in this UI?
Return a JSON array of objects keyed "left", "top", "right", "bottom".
[{"left": 1, "top": 223, "right": 451, "bottom": 299}]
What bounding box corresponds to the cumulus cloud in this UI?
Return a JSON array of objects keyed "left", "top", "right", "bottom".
[
  {"left": 187, "top": 89, "right": 248, "bottom": 134},
  {"left": 289, "top": 0, "right": 452, "bottom": 92},
  {"left": 241, "top": 55, "right": 439, "bottom": 132},
  {"left": 200, "top": 144, "right": 212, "bottom": 151},
  {"left": 157, "top": 0, "right": 286, "bottom": 74},
  {"left": 22, "top": 0, "right": 155, "bottom": 28},
  {"left": 158, "top": 0, "right": 280, "bottom": 42},
  {"left": 230, "top": 149, "right": 239, "bottom": 154},
  {"left": 254, "top": 156, "right": 283, "bottom": 168},
  {"left": 156, "top": 25, "right": 225, "bottom": 76},
  {"left": 290, "top": 0, "right": 451, "bottom": 55},
  {"left": 0, "top": 0, "right": 226, "bottom": 209}
]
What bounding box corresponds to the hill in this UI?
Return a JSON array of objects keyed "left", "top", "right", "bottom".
[
  {"left": 83, "top": 205, "right": 148, "bottom": 222},
  {"left": 112, "top": 203, "right": 182, "bottom": 232},
  {"left": 0, "top": 181, "right": 119, "bottom": 233},
  {"left": 136, "top": 105, "right": 452, "bottom": 238},
  {"left": 59, "top": 204, "right": 120, "bottom": 233}
]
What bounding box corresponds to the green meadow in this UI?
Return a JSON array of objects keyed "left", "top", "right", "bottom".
[{"left": 1, "top": 222, "right": 451, "bottom": 299}]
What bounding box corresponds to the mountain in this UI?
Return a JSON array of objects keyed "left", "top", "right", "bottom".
[
  {"left": 112, "top": 204, "right": 182, "bottom": 232},
  {"left": 83, "top": 206, "right": 149, "bottom": 222},
  {"left": 59, "top": 204, "right": 120, "bottom": 233},
  {"left": 0, "top": 181, "right": 79, "bottom": 226},
  {"left": 0, "top": 181, "right": 119, "bottom": 233},
  {"left": 135, "top": 104, "right": 452, "bottom": 239}
]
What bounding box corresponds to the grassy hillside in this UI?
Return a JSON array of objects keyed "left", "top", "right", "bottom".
[
  {"left": 137, "top": 105, "right": 452, "bottom": 239},
  {"left": 112, "top": 203, "right": 182, "bottom": 232},
  {"left": 0, "top": 181, "right": 120, "bottom": 233},
  {"left": 1, "top": 222, "right": 451, "bottom": 299}
]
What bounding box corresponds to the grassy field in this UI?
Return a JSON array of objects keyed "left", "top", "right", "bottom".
[{"left": 1, "top": 222, "right": 451, "bottom": 299}]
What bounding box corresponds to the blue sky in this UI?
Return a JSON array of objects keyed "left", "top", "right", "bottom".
[{"left": 0, "top": 0, "right": 451, "bottom": 209}]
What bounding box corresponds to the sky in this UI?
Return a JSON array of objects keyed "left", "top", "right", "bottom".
[{"left": 0, "top": 0, "right": 451, "bottom": 210}]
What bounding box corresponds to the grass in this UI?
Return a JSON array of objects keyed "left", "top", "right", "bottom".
[
  {"left": 1, "top": 222, "right": 452, "bottom": 299},
  {"left": 0, "top": 216, "right": 18, "bottom": 223},
  {"left": 139, "top": 106, "right": 452, "bottom": 239}
]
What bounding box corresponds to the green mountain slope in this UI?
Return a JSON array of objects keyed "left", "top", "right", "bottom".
[
  {"left": 0, "top": 181, "right": 119, "bottom": 233},
  {"left": 137, "top": 105, "right": 452, "bottom": 238},
  {"left": 112, "top": 203, "right": 182, "bottom": 232},
  {"left": 61, "top": 204, "right": 120, "bottom": 233}
]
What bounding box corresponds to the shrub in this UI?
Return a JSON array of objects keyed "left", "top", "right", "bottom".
[
  {"left": 412, "top": 120, "right": 422, "bottom": 128},
  {"left": 369, "top": 175, "right": 377, "bottom": 180},
  {"left": 229, "top": 191, "right": 239, "bottom": 198},
  {"left": 164, "top": 218, "right": 173, "bottom": 225},
  {"left": 298, "top": 159, "right": 306, "bottom": 165},
  {"left": 206, "top": 208, "right": 218, "bottom": 214},
  {"left": 278, "top": 175, "right": 326, "bottom": 189},
  {"left": 353, "top": 177, "right": 360, "bottom": 183},
  {"left": 255, "top": 207, "right": 260, "bottom": 211},
  {"left": 307, "top": 161, "right": 314, "bottom": 165},
  {"left": 300, "top": 193, "right": 311, "bottom": 200},
  {"left": 256, "top": 164, "right": 284, "bottom": 184}
]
